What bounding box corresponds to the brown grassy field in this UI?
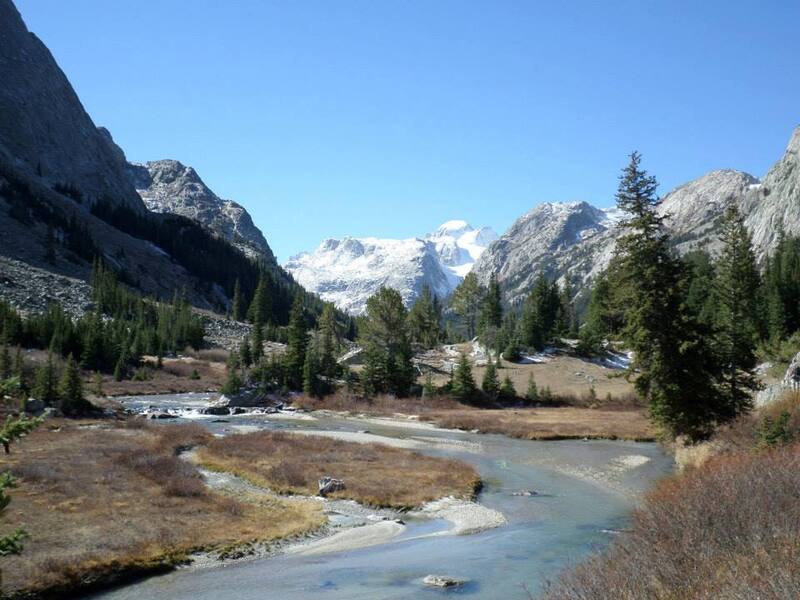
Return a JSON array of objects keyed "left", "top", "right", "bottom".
[
  {"left": 94, "top": 355, "right": 227, "bottom": 397},
  {"left": 0, "top": 420, "right": 322, "bottom": 598},
  {"left": 293, "top": 394, "right": 654, "bottom": 441},
  {"left": 544, "top": 442, "right": 800, "bottom": 599},
  {"left": 196, "top": 430, "right": 481, "bottom": 509},
  {"left": 419, "top": 349, "right": 636, "bottom": 399}
]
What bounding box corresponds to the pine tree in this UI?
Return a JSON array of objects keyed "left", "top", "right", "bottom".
[
  {"left": 32, "top": 353, "right": 58, "bottom": 404},
  {"left": 522, "top": 275, "right": 563, "bottom": 351},
  {"left": 231, "top": 278, "right": 244, "bottom": 322},
  {"left": 478, "top": 274, "right": 503, "bottom": 347},
  {"left": 451, "top": 273, "right": 484, "bottom": 339},
  {"left": 318, "top": 304, "right": 339, "bottom": 378},
  {"left": 578, "top": 275, "right": 611, "bottom": 355},
  {"left": 221, "top": 351, "right": 242, "bottom": 396},
  {"left": 302, "top": 346, "right": 320, "bottom": 397},
  {"left": 0, "top": 414, "right": 42, "bottom": 580},
  {"left": 714, "top": 205, "right": 760, "bottom": 418},
  {"left": 481, "top": 357, "right": 500, "bottom": 399},
  {"left": 239, "top": 334, "right": 253, "bottom": 368},
  {"left": 58, "top": 354, "right": 86, "bottom": 415},
  {"left": 614, "top": 152, "right": 721, "bottom": 439},
  {"left": 525, "top": 373, "right": 539, "bottom": 403},
  {"left": 408, "top": 286, "right": 441, "bottom": 349},
  {"left": 359, "top": 288, "right": 414, "bottom": 397},
  {"left": 251, "top": 322, "right": 264, "bottom": 363},
  {"left": 247, "top": 272, "right": 272, "bottom": 325},
  {"left": 500, "top": 374, "right": 516, "bottom": 399},
  {"left": 503, "top": 336, "right": 522, "bottom": 363},
  {"left": 451, "top": 352, "right": 477, "bottom": 401},
  {"left": 284, "top": 297, "right": 308, "bottom": 390}
]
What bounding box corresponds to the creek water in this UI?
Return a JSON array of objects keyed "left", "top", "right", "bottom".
[{"left": 91, "top": 394, "right": 673, "bottom": 600}]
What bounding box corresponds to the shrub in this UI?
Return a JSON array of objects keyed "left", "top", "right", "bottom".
[{"left": 544, "top": 443, "right": 800, "bottom": 599}]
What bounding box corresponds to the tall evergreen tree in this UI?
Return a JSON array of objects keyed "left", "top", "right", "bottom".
[
  {"left": 32, "top": 353, "right": 58, "bottom": 405},
  {"left": 284, "top": 296, "right": 308, "bottom": 389},
  {"left": 359, "top": 288, "right": 414, "bottom": 396},
  {"left": 478, "top": 274, "right": 503, "bottom": 338},
  {"left": 247, "top": 272, "right": 272, "bottom": 325},
  {"left": 302, "top": 345, "right": 321, "bottom": 397},
  {"left": 231, "top": 278, "right": 244, "bottom": 322},
  {"left": 714, "top": 205, "right": 760, "bottom": 417},
  {"left": 318, "top": 304, "right": 339, "bottom": 379},
  {"left": 451, "top": 273, "right": 484, "bottom": 339},
  {"left": 481, "top": 356, "right": 500, "bottom": 400},
  {"left": 522, "top": 274, "right": 560, "bottom": 350},
  {"left": 614, "top": 151, "right": 721, "bottom": 439},
  {"left": 451, "top": 352, "right": 477, "bottom": 401},
  {"left": 408, "top": 285, "right": 442, "bottom": 349},
  {"left": 58, "top": 354, "right": 86, "bottom": 415}
]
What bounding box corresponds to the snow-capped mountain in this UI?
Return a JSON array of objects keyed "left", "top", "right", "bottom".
[{"left": 284, "top": 222, "right": 498, "bottom": 314}]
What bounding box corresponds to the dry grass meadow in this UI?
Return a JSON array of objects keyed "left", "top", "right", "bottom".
[
  {"left": 293, "top": 392, "right": 654, "bottom": 441},
  {"left": 196, "top": 430, "right": 481, "bottom": 509},
  {"left": 544, "top": 442, "right": 800, "bottom": 599},
  {"left": 0, "top": 420, "right": 323, "bottom": 598}
]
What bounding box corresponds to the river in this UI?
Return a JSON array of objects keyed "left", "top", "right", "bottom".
[{"left": 90, "top": 393, "right": 672, "bottom": 599}]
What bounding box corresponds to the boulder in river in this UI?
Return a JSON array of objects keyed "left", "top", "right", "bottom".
[
  {"left": 318, "top": 477, "right": 346, "bottom": 496},
  {"left": 512, "top": 489, "right": 539, "bottom": 497},
  {"left": 202, "top": 406, "right": 230, "bottom": 416},
  {"left": 423, "top": 575, "right": 468, "bottom": 588}
]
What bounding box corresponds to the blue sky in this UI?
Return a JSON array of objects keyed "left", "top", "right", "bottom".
[{"left": 16, "top": 0, "right": 800, "bottom": 261}]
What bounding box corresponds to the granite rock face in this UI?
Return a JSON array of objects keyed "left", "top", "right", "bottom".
[
  {"left": 0, "top": 0, "right": 144, "bottom": 211},
  {"left": 128, "top": 159, "right": 273, "bottom": 260},
  {"left": 472, "top": 127, "right": 800, "bottom": 306}
]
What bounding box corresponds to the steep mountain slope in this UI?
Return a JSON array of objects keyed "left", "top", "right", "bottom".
[
  {"left": 0, "top": 0, "right": 143, "bottom": 212},
  {"left": 127, "top": 160, "right": 273, "bottom": 260},
  {"left": 473, "top": 127, "right": 800, "bottom": 306},
  {"left": 0, "top": 0, "right": 297, "bottom": 319},
  {"left": 742, "top": 127, "right": 800, "bottom": 253},
  {"left": 285, "top": 222, "right": 497, "bottom": 314}
]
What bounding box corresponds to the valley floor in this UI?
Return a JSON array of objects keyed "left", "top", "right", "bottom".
[
  {"left": 0, "top": 419, "right": 479, "bottom": 599},
  {"left": 292, "top": 395, "right": 655, "bottom": 442}
]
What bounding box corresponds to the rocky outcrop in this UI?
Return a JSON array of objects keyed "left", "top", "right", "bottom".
[
  {"left": 742, "top": 127, "right": 800, "bottom": 256},
  {"left": 472, "top": 202, "right": 621, "bottom": 306},
  {"left": 0, "top": 0, "right": 143, "bottom": 211},
  {"left": 285, "top": 222, "right": 497, "bottom": 314},
  {"left": 473, "top": 127, "right": 800, "bottom": 306},
  {"left": 128, "top": 160, "right": 274, "bottom": 260}
]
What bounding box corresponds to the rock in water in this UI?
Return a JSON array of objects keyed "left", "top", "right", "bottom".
[
  {"left": 318, "top": 477, "right": 346, "bottom": 496},
  {"left": 422, "top": 575, "right": 468, "bottom": 588}
]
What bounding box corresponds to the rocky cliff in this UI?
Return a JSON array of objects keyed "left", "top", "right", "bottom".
[
  {"left": 472, "top": 127, "right": 800, "bottom": 306},
  {"left": 128, "top": 160, "right": 273, "bottom": 260},
  {"left": 0, "top": 0, "right": 143, "bottom": 211}
]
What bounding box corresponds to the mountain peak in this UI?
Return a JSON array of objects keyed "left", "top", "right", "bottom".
[
  {"left": 432, "top": 220, "right": 473, "bottom": 238},
  {"left": 285, "top": 220, "right": 496, "bottom": 314}
]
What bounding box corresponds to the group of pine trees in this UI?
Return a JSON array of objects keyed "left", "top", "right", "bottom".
[
  {"left": 577, "top": 152, "right": 793, "bottom": 439},
  {"left": 0, "top": 259, "right": 211, "bottom": 413},
  {"left": 223, "top": 297, "right": 346, "bottom": 399}
]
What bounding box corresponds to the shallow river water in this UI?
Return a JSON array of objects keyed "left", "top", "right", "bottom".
[{"left": 90, "top": 394, "right": 673, "bottom": 600}]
